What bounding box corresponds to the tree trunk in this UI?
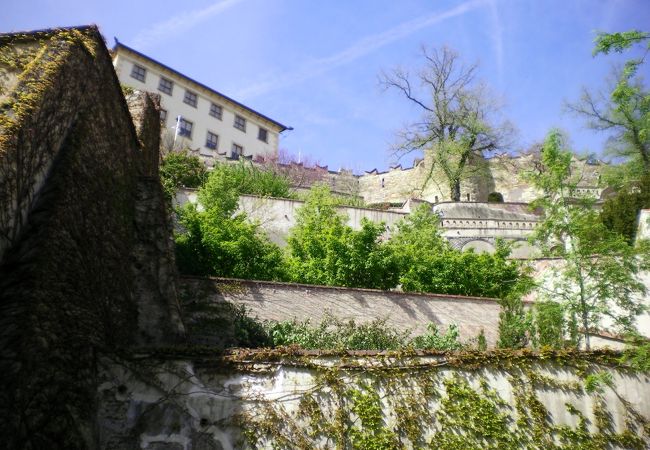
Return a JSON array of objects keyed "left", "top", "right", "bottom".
[{"left": 450, "top": 180, "right": 461, "bottom": 202}]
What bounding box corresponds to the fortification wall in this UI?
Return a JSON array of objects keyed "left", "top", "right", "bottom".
[
  {"left": 97, "top": 350, "right": 650, "bottom": 449},
  {"left": 357, "top": 152, "right": 605, "bottom": 205}
]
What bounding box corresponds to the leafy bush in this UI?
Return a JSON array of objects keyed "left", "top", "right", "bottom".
[
  {"left": 160, "top": 150, "right": 207, "bottom": 200},
  {"left": 267, "top": 315, "right": 411, "bottom": 350},
  {"left": 532, "top": 301, "right": 567, "bottom": 349},
  {"left": 202, "top": 160, "right": 295, "bottom": 201},
  {"left": 411, "top": 323, "right": 464, "bottom": 351},
  {"left": 600, "top": 173, "right": 650, "bottom": 244},
  {"left": 286, "top": 185, "right": 400, "bottom": 289},
  {"left": 266, "top": 314, "right": 464, "bottom": 351},
  {"left": 389, "top": 205, "right": 533, "bottom": 299},
  {"left": 174, "top": 161, "right": 288, "bottom": 280}
]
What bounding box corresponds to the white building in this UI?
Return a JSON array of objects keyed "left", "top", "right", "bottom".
[{"left": 112, "top": 40, "right": 290, "bottom": 165}]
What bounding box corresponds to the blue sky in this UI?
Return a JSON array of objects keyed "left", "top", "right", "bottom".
[{"left": 4, "top": 0, "right": 650, "bottom": 173}]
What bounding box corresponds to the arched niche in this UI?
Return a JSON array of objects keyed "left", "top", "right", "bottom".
[{"left": 461, "top": 240, "right": 496, "bottom": 254}]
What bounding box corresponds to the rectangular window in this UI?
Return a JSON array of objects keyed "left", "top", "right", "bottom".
[
  {"left": 178, "top": 118, "right": 193, "bottom": 138},
  {"left": 183, "top": 90, "right": 198, "bottom": 107},
  {"left": 209, "top": 103, "right": 223, "bottom": 120},
  {"left": 258, "top": 127, "right": 268, "bottom": 143},
  {"left": 205, "top": 131, "right": 219, "bottom": 150},
  {"left": 231, "top": 143, "right": 243, "bottom": 159},
  {"left": 158, "top": 77, "right": 173, "bottom": 95},
  {"left": 160, "top": 109, "right": 167, "bottom": 125},
  {"left": 234, "top": 115, "right": 246, "bottom": 132},
  {"left": 130, "top": 64, "right": 146, "bottom": 82}
]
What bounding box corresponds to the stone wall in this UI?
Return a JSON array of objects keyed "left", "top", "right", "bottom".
[
  {"left": 97, "top": 350, "right": 650, "bottom": 449},
  {"left": 179, "top": 276, "right": 507, "bottom": 346},
  {"left": 0, "top": 27, "right": 183, "bottom": 448},
  {"left": 357, "top": 152, "right": 604, "bottom": 205}
]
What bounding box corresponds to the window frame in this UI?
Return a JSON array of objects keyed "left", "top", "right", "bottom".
[
  {"left": 158, "top": 77, "right": 174, "bottom": 95},
  {"left": 183, "top": 90, "right": 198, "bottom": 108},
  {"left": 130, "top": 64, "right": 147, "bottom": 82},
  {"left": 160, "top": 109, "right": 168, "bottom": 125},
  {"left": 178, "top": 118, "right": 193, "bottom": 138},
  {"left": 205, "top": 131, "right": 219, "bottom": 150},
  {"left": 233, "top": 115, "right": 246, "bottom": 132},
  {"left": 231, "top": 143, "right": 244, "bottom": 159},
  {"left": 209, "top": 103, "right": 223, "bottom": 120},
  {"left": 257, "top": 127, "right": 268, "bottom": 143}
]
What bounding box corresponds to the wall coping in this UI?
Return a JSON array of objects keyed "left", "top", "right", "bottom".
[{"left": 179, "top": 275, "right": 527, "bottom": 304}]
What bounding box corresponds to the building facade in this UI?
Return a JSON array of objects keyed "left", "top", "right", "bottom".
[{"left": 112, "top": 41, "right": 290, "bottom": 166}]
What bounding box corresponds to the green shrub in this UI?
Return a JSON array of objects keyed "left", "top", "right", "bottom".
[{"left": 160, "top": 150, "right": 207, "bottom": 199}]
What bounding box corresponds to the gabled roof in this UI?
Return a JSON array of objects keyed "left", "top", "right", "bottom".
[{"left": 112, "top": 39, "right": 292, "bottom": 132}]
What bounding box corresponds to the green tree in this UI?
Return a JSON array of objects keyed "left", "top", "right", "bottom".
[
  {"left": 286, "top": 185, "right": 399, "bottom": 289},
  {"left": 529, "top": 130, "right": 650, "bottom": 349},
  {"left": 381, "top": 46, "right": 511, "bottom": 201},
  {"left": 568, "top": 30, "right": 650, "bottom": 183},
  {"left": 389, "top": 205, "right": 530, "bottom": 299},
  {"left": 600, "top": 172, "right": 650, "bottom": 243},
  {"left": 159, "top": 149, "right": 207, "bottom": 200},
  {"left": 174, "top": 163, "right": 287, "bottom": 280}
]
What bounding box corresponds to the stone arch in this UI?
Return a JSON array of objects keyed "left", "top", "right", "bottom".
[
  {"left": 461, "top": 239, "right": 496, "bottom": 254},
  {"left": 487, "top": 192, "right": 504, "bottom": 203}
]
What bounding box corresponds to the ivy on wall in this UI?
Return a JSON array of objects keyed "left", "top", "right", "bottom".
[{"left": 227, "top": 350, "right": 649, "bottom": 449}]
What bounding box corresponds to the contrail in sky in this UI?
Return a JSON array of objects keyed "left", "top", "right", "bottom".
[
  {"left": 132, "top": 0, "right": 245, "bottom": 50},
  {"left": 236, "top": 0, "right": 485, "bottom": 100}
]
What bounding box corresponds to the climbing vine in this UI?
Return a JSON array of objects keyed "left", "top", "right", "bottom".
[{"left": 228, "top": 350, "right": 649, "bottom": 449}]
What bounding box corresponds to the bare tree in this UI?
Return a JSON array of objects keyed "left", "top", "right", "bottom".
[{"left": 381, "top": 46, "right": 511, "bottom": 201}]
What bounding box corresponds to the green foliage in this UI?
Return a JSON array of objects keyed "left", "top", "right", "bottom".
[
  {"left": 348, "top": 385, "right": 399, "bottom": 449},
  {"left": 584, "top": 370, "right": 613, "bottom": 394},
  {"left": 575, "top": 29, "right": 650, "bottom": 178},
  {"left": 390, "top": 205, "right": 533, "bottom": 299},
  {"left": 159, "top": 150, "right": 207, "bottom": 200},
  {"left": 174, "top": 163, "right": 287, "bottom": 280},
  {"left": 497, "top": 294, "right": 531, "bottom": 349},
  {"left": 600, "top": 173, "right": 650, "bottom": 243},
  {"left": 487, "top": 191, "right": 504, "bottom": 202},
  {"left": 200, "top": 160, "right": 294, "bottom": 202},
  {"left": 286, "top": 185, "right": 400, "bottom": 289},
  {"left": 529, "top": 130, "right": 650, "bottom": 349},
  {"left": 267, "top": 315, "right": 410, "bottom": 351},
  {"left": 533, "top": 301, "right": 566, "bottom": 349},
  {"left": 411, "top": 323, "right": 464, "bottom": 351},
  {"left": 620, "top": 333, "right": 650, "bottom": 371},
  {"left": 477, "top": 329, "right": 488, "bottom": 351},
  {"left": 594, "top": 30, "right": 650, "bottom": 55},
  {"left": 265, "top": 314, "right": 465, "bottom": 351},
  {"left": 236, "top": 353, "right": 649, "bottom": 450}
]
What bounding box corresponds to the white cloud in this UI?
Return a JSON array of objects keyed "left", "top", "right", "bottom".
[
  {"left": 236, "top": 0, "right": 485, "bottom": 100},
  {"left": 131, "top": 0, "right": 245, "bottom": 49},
  {"left": 487, "top": 0, "right": 504, "bottom": 84}
]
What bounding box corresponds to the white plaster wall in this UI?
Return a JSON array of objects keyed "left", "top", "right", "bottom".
[
  {"left": 237, "top": 194, "right": 407, "bottom": 246},
  {"left": 97, "top": 354, "right": 650, "bottom": 449}
]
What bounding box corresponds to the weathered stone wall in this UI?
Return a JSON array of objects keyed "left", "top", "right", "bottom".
[
  {"left": 179, "top": 276, "right": 507, "bottom": 346},
  {"left": 357, "top": 152, "right": 605, "bottom": 205},
  {"left": 0, "top": 27, "right": 184, "bottom": 448},
  {"left": 96, "top": 350, "right": 650, "bottom": 449}
]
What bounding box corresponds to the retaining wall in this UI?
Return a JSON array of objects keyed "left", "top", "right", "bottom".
[
  {"left": 179, "top": 276, "right": 505, "bottom": 346},
  {"left": 97, "top": 350, "right": 650, "bottom": 449}
]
